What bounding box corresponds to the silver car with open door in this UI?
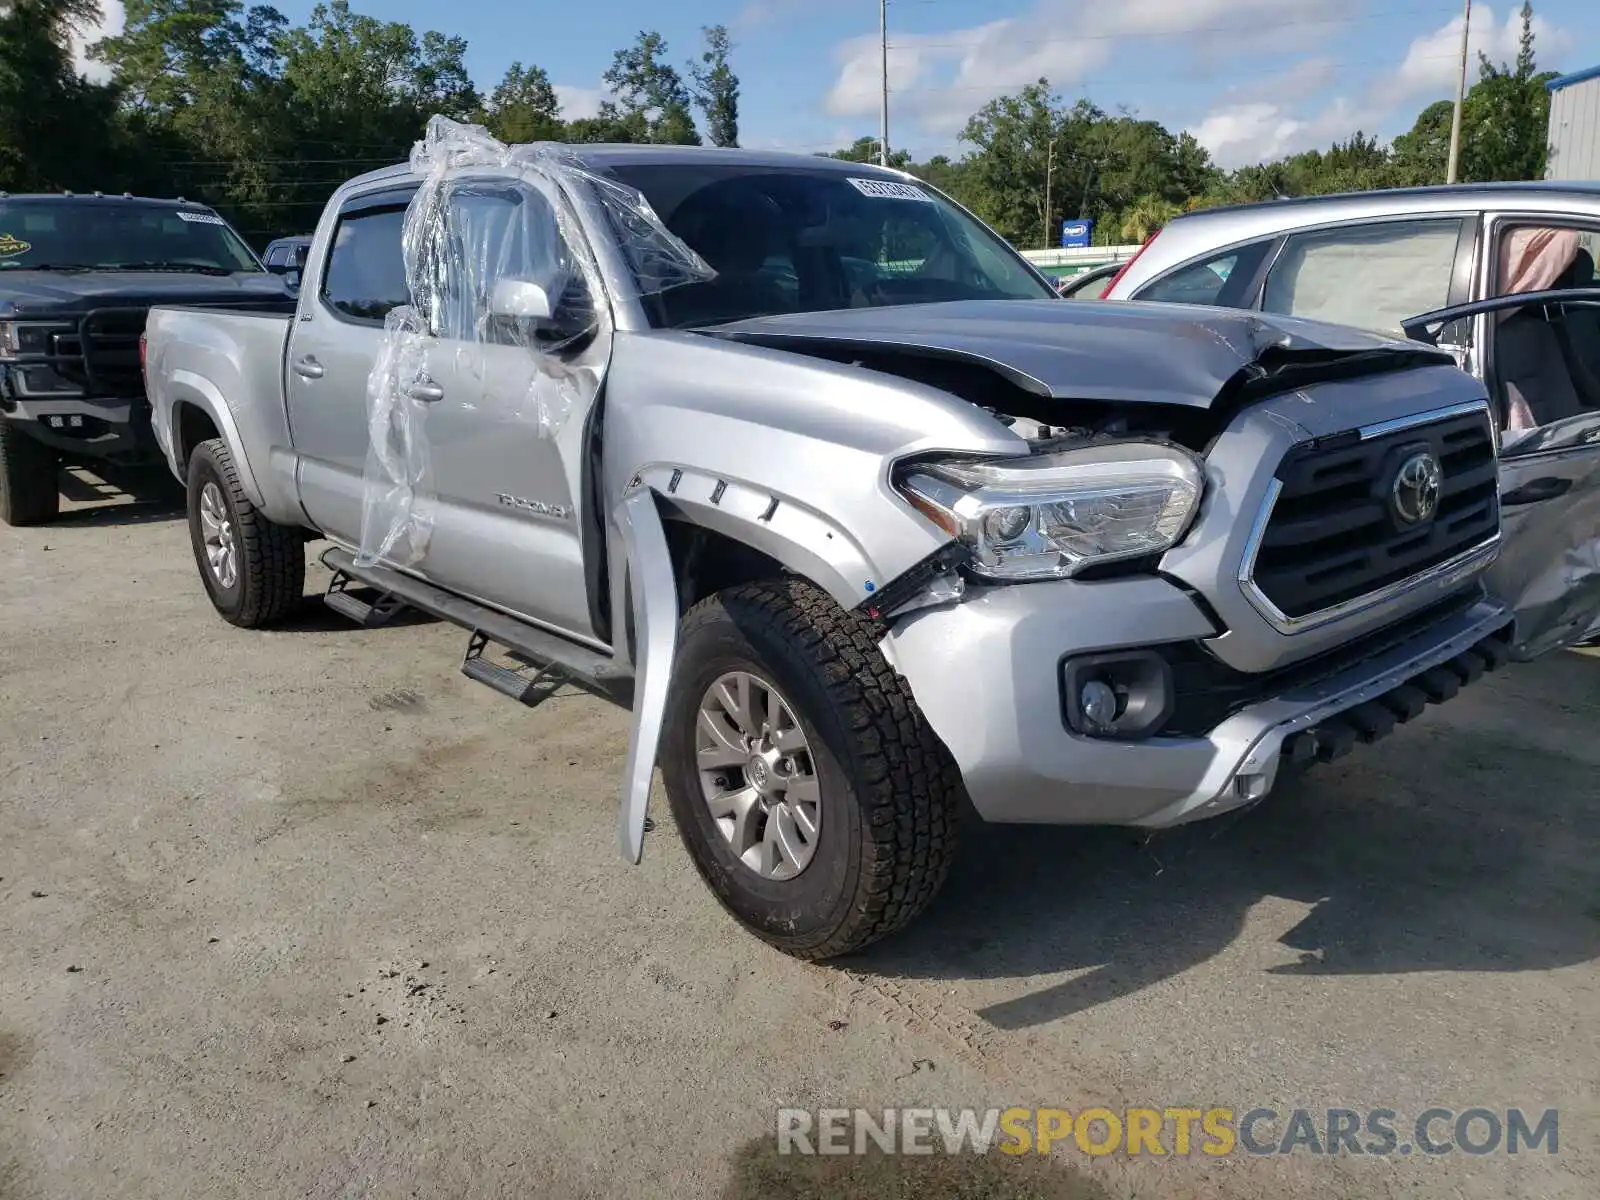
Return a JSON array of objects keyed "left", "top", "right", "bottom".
[{"left": 1103, "top": 183, "right": 1600, "bottom": 657}]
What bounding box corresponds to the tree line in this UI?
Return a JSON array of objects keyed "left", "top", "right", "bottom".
[{"left": 0, "top": 0, "right": 1562, "bottom": 251}]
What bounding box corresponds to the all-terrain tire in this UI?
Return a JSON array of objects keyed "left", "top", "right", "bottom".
[
  {"left": 187, "top": 437, "right": 304, "bottom": 628},
  {"left": 660, "top": 577, "right": 966, "bottom": 960},
  {"left": 0, "top": 421, "right": 61, "bottom": 526}
]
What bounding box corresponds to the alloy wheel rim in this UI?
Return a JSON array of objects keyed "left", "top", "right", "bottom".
[
  {"left": 199, "top": 482, "right": 238, "bottom": 590},
  {"left": 695, "top": 670, "right": 822, "bottom": 881}
]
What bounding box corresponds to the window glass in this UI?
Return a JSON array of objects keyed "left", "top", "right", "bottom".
[
  {"left": 1135, "top": 248, "right": 1258, "bottom": 306},
  {"left": 1262, "top": 219, "right": 1463, "bottom": 336},
  {"left": 600, "top": 164, "right": 1055, "bottom": 328},
  {"left": 0, "top": 199, "right": 261, "bottom": 273},
  {"left": 321, "top": 205, "right": 409, "bottom": 322},
  {"left": 1492, "top": 223, "right": 1600, "bottom": 430},
  {"left": 431, "top": 179, "right": 590, "bottom": 344}
]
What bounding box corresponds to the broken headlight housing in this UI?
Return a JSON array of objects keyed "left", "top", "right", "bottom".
[{"left": 896, "top": 442, "right": 1204, "bottom": 581}]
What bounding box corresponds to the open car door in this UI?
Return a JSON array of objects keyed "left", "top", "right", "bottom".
[{"left": 1406, "top": 287, "right": 1600, "bottom": 659}]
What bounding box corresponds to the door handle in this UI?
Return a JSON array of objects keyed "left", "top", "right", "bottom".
[
  {"left": 405, "top": 377, "right": 445, "bottom": 402},
  {"left": 1502, "top": 476, "right": 1573, "bottom": 507},
  {"left": 292, "top": 355, "right": 324, "bottom": 379}
]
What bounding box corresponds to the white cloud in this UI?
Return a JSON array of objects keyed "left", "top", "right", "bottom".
[
  {"left": 1394, "top": 3, "right": 1569, "bottom": 99},
  {"left": 1189, "top": 4, "right": 1575, "bottom": 167},
  {"left": 824, "top": 0, "right": 1355, "bottom": 141},
  {"left": 1194, "top": 96, "right": 1368, "bottom": 167},
  {"left": 554, "top": 84, "right": 607, "bottom": 121},
  {"left": 69, "top": 0, "right": 124, "bottom": 83}
]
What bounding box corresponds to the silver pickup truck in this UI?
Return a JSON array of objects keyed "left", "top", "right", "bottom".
[{"left": 141, "top": 119, "right": 1547, "bottom": 958}]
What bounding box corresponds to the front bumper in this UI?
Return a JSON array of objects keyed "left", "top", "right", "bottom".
[
  {"left": 880, "top": 576, "right": 1513, "bottom": 829},
  {"left": 0, "top": 394, "right": 154, "bottom": 462}
]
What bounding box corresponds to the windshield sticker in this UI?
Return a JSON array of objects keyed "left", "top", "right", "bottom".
[
  {"left": 175, "top": 211, "right": 226, "bottom": 225},
  {"left": 0, "top": 233, "right": 31, "bottom": 258},
  {"left": 847, "top": 178, "right": 934, "bottom": 202}
]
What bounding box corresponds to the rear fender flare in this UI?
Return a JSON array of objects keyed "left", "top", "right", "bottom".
[{"left": 164, "top": 372, "right": 268, "bottom": 510}]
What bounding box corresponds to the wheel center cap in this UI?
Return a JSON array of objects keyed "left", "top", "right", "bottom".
[{"left": 747, "top": 755, "right": 771, "bottom": 791}]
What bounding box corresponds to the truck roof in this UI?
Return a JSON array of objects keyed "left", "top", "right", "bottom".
[
  {"left": 0, "top": 191, "right": 217, "bottom": 207},
  {"left": 341, "top": 144, "right": 915, "bottom": 192},
  {"left": 1168, "top": 180, "right": 1600, "bottom": 224}
]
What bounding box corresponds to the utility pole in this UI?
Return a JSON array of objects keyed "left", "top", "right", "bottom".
[
  {"left": 880, "top": 0, "right": 890, "bottom": 167},
  {"left": 1042, "top": 140, "right": 1056, "bottom": 249},
  {"left": 1446, "top": 0, "right": 1472, "bottom": 183}
]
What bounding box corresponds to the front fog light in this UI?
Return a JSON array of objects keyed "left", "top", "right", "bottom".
[
  {"left": 1062, "top": 651, "right": 1175, "bottom": 740},
  {"left": 1079, "top": 679, "right": 1119, "bottom": 731}
]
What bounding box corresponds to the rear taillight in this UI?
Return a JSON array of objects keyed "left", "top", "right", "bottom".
[
  {"left": 138, "top": 332, "right": 147, "bottom": 372},
  {"left": 1099, "top": 228, "right": 1161, "bottom": 299}
]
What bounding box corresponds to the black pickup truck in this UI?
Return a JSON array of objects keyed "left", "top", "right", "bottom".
[{"left": 0, "top": 192, "right": 294, "bottom": 525}]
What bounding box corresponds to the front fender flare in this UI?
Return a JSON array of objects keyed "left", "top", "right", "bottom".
[
  {"left": 613, "top": 485, "right": 680, "bottom": 864},
  {"left": 628, "top": 462, "right": 886, "bottom": 610}
]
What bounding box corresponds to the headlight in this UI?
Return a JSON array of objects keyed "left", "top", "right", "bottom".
[
  {"left": 896, "top": 442, "right": 1204, "bottom": 581},
  {"left": 0, "top": 321, "right": 60, "bottom": 361}
]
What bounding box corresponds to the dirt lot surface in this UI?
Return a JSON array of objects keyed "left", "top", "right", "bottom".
[{"left": 3, "top": 468, "right": 1598, "bottom": 1200}]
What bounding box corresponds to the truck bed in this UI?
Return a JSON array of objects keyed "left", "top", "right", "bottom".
[{"left": 143, "top": 305, "right": 299, "bottom": 513}]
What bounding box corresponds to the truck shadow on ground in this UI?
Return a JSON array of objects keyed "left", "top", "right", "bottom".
[
  {"left": 852, "top": 650, "right": 1600, "bottom": 1031},
  {"left": 51, "top": 465, "right": 184, "bottom": 526},
  {"left": 717, "top": 1133, "right": 1112, "bottom": 1199}
]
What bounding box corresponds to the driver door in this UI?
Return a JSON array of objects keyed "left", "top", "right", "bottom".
[{"left": 406, "top": 172, "right": 613, "bottom": 644}]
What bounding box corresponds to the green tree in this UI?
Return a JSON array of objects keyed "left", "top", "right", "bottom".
[
  {"left": 690, "top": 25, "right": 738, "bottom": 148},
  {"left": 827, "top": 136, "right": 911, "bottom": 168},
  {"left": 565, "top": 103, "right": 652, "bottom": 144},
  {"left": 0, "top": 0, "right": 124, "bottom": 192},
  {"left": 481, "top": 61, "right": 563, "bottom": 143},
  {"left": 1460, "top": 1, "right": 1554, "bottom": 181},
  {"left": 603, "top": 30, "right": 700, "bottom": 145},
  {"left": 958, "top": 80, "right": 1069, "bottom": 245},
  {"left": 1390, "top": 100, "right": 1452, "bottom": 185}
]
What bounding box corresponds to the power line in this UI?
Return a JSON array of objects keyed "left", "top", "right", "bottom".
[
  {"left": 888, "top": 48, "right": 1477, "bottom": 93},
  {"left": 884, "top": 0, "right": 1456, "bottom": 46}
]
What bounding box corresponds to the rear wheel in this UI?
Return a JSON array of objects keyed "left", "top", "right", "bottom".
[
  {"left": 661, "top": 578, "right": 966, "bottom": 960},
  {"left": 186, "top": 438, "right": 304, "bottom": 627},
  {"left": 0, "top": 421, "right": 61, "bottom": 526}
]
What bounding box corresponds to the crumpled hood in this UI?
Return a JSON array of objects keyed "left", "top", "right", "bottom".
[
  {"left": 0, "top": 270, "right": 291, "bottom": 317},
  {"left": 703, "top": 299, "right": 1455, "bottom": 409}
]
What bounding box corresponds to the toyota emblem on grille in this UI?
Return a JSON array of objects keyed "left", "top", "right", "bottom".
[{"left": 1391, "top": 451, "right": 1443, "bottom": 525}]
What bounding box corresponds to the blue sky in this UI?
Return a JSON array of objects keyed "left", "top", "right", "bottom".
[{"left": 78, "top": 0, "right": 1600, "bottom": 168}]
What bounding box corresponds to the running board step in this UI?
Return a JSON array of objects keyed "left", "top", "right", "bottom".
[
  {"left": 461, "top": 632, "right": 565, "bottom": 707},
  {"left": 324, "top": 570, "right": 410, "bottom": 628},
  {"left": 320, "top": 548, "right": 633, "bottom": 708}
]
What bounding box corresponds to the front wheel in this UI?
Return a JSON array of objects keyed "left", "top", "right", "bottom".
[
  {"left": 0, "top": 421, "right": 61, "bottom": 526},
  {"left": 186, "top": 438, "right": 304, "bottom": 627},
  {"left": 660, "top": 578, "right": 966, "bottom": 960}
]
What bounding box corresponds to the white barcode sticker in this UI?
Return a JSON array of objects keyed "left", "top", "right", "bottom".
[
  {"left": 846, "top": 178, "right": 933, "bottom": 202},
  {"left": 175, "top": 211, "right": 226, "bottom": 225}
]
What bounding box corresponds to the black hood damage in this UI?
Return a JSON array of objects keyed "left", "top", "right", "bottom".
[{"left": 700, "top": 299, "right": 1455, "bottom": 411}]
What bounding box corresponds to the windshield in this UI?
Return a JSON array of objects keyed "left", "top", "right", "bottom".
[
  {"left": 600, "top": 164, "right": 1055, "bottom": 327},
  {"left": 0, "top": 199, "right": 262, "bottom": 273}
]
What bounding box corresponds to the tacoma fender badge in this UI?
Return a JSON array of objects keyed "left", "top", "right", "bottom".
[{"left": 495, "top": 493, "right": 573, "bottom": 520}]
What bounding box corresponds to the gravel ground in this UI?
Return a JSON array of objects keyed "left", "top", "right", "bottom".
[{"left": 2, "top": 467, "right": 1597, "bottom": 1200}]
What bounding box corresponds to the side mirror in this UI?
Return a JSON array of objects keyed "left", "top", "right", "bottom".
[
  {"left": 264, "top": 261, "right": 290, "bottom": 276},
  {"left": 489, "top": 278, "right": 553, "bottom": 320}
]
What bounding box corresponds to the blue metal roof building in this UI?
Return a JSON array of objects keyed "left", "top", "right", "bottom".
[{"left": 1547, "top": 65, "right": 1600, "bottom": 181}]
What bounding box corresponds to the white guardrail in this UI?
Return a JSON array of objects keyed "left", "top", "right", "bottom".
[{"left": 1020, "top": 245, "right": 1143, "bottom": 275}]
